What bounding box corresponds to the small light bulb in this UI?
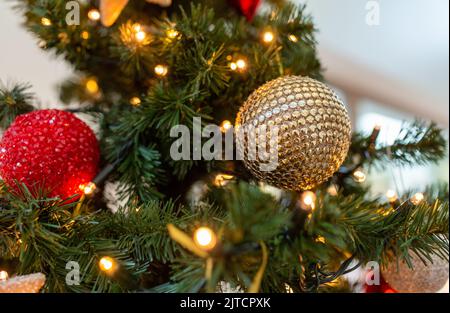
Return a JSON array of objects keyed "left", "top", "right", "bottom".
[
  {"left": 327, "top": 185, "right": 338, "bottom": 196},
  {"left": 167, "top": 29, "right": 179, "bottom": 39},
  {"left": 353, "top": 170, "right": 366, "bottom": 183},
  {"left": 229, "top": 62, "right": 238, "bottom": 71},
  {"left": 85, "top": 79, "right": 99, "bottom": 94},
  {"left": 135, "top": 30, "right": 146, "bottom": 42},
  {"left": 300, "top": 191, "right": 316, "bottom": 210},
  {"left": 315, "top": 236, "right": 326, "bottom": 244},
  {"left": 0, "top": 270, "right": 8, "bottom": 281},
  {"left": 220, "top": 120, "right": 232, "bottom": 133},
  {"left": 302, "top": 192, "right": 315, "bottom": 205},
  {"left": 87, "top": 9, "right": 101, "bottom": 21},
  {"left": 410, "top": 192, "right": 425, "bottom": 205},
  {"left": 194, "top": 227, "right": 217, "bottom": 250},
  {"left": 386, "top": 189, "right": 398, "bottom": 203},
  {"left": 154, "top": 64, "right": 168, "bottom": 77},
  {"left": 288, "top": 34, "right": 298, "bottom": 42},
  {"left": 132, "top": 23, "right": 142, "bottom": 32},
  {"left": 236, "top": 59, "right": 247, "bottom": 70},
  {"left": 130, "top": 97, "right": 141, "bottom": 106},
  {"left": 81, "top": 31, "right": 90, "bottom": 40},
  {"left": 99, "top": 256, "right": 116, "bottom": 273},
  {"left": 262, "top": 31, "right": 275, "bottom": 43},
  {"left": 80, "top": 182, "right": 96, "bottom": 195},
  {"left": 214, "top": 174, "right": 234, "bottom": 187},
  {"left": 41, "top": 17, "right": 52, "bottom": 26}
]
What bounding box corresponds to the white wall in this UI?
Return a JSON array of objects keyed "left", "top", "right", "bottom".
[
  {"left": 296, "top": 0, "right": 449, "bottom": 119},
  {"left": 0, "top": 1, "right": 73, "bottom": 107},
  {"left": 1, "top": 1, "right": 448, "bottom": 118}
]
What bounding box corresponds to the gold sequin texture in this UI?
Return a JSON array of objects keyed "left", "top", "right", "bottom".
[
  {"left": 0, "top": 273, "right": 46, "bottom": 293},
  {"left": 235, "top": 76, "right": 352, "bottom": 191},
  {"left": 383, "top": 251, "right": 449, "bottom": 293}
]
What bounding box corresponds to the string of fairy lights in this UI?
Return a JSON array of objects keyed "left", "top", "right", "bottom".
[
  {"left": 41, "top": 5, "right": 284, "bottom": 198},
  {"left": 39, "top": 5, "right": 283, "bottom": 107},
  {"left": 1, "top": 5, "right": 424, "bottom": 287}
]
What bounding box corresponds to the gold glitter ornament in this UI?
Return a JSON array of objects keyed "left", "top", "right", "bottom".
[
  {"left": 0, "top": 273, "right": 46, "bottom": 293},
  {"left": 235, "top": 76, "right": 351, "bottom": 191},
  {"left": 383, "top": 252, "right": 449, "bottom": 293}
]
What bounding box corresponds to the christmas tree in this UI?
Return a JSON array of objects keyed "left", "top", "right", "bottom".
[{"left": 0, "top": 0, "right": 448, "bottom": 294}]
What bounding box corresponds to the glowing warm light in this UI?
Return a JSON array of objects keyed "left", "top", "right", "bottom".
[
  {"left": 99, "top": 256, "right": 116, "bottom": 273},
  {"left": 386, "top": 189, "right": 398, "bottom": 203},
  {"left": 214, "top": 174, "right": 234, "bottom": 187},
  {"left": 58, "top": 32, "right": 69, "bottom": 43},
  {"left": 300, "top": 191, "right": 316, "bottom": 210},
  {"left": 262, "top": 31, "right": 275, "bottom": 43},
  {"left": 130, "top": 97, "right": 141, "bottom": 106},
  {"left": 132, "top": 23, "right": 142, "bottom": 32},
  {"left": 229, "top": 62, "right": 238, "bottom": 71},
  {"left": 0, "top": 270, "right": 8, "bottom": 281},
  {"left": 87, "top": 9, "right": 101, "bottom": 21},
  {"left": 194, "top": 227, "right": 217, "bottom": 250},
  {"left": 81, "top": 31, "right": 90, "bottom": 40},
  {"left": 85, "top": 79, "right": 99, "bottom": 94},
  {"left": 410, "top": 192, "right": 425, "bottom": 205},
  {"left": 315, "top": 236, "right": 326, "bottom": 244},
  {"left": 327, "top": 185, "right": 338, "bottom": 196},
  {"left": 236, "top": 59, "right": 247, "bottom": 70},
  {"left": 167, "top": 29, "right": 179, "bottom": 39},
  {"left": 302, "top": 191, "right": 315, "bottom": 206},
  {"left": 288, "top": 34, "right": 298, "bottom": 42},
  {"left": 41, "top": 17, "right": 52, "bottom": 26},
  {"left": 220, "top": 120, "right": 232, "bottom": 133},
  {"left": 80, "top": 182, "right": 96, "bottom": 195},
  {"left": 135, "top": 30, "right": 147, "bottom": 42},
  {"left": 154, "top": 64, "right": 168, "bottom": 77},
  {"left": 352, "top": 170, "right": 366, "bottom": 183}
]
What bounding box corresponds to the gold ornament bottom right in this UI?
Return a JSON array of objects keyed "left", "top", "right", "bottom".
[{"left": 382, "top": 252, "right": 449, "bottom": 293}]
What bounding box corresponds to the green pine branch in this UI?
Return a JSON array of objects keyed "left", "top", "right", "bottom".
[{"left": 0, "top": 81, "right": 34, "bottom": 128}]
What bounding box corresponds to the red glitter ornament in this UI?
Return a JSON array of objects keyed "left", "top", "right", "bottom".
[
  {"left": 365, "top": 274, "right": 397, "bottom": 293},
  {"left": 0, "top": 109, "right": 99, "bottom": 199},
  {"left": 228, "top": 0, "right": 261, "bottom": 21}
]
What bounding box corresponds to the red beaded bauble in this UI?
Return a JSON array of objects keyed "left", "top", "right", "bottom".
[{"left": 0, "top": 109, "right": 99, "bottom": 199}]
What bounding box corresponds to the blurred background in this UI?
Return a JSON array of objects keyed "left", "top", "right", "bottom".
[{"left": 0, "top": 0, "right": 449, "bottom": 290}]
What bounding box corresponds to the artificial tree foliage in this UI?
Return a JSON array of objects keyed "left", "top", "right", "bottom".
[{"left": 0, "top": 0, "right": 448, "bottom": 293}]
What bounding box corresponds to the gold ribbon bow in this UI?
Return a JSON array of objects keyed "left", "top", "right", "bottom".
[
  {"left": 167, "top": 224, "right": 268, "bottom": 293},
  {"left": 100, "top": 0, "right": 173, "bottom": 27}
]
